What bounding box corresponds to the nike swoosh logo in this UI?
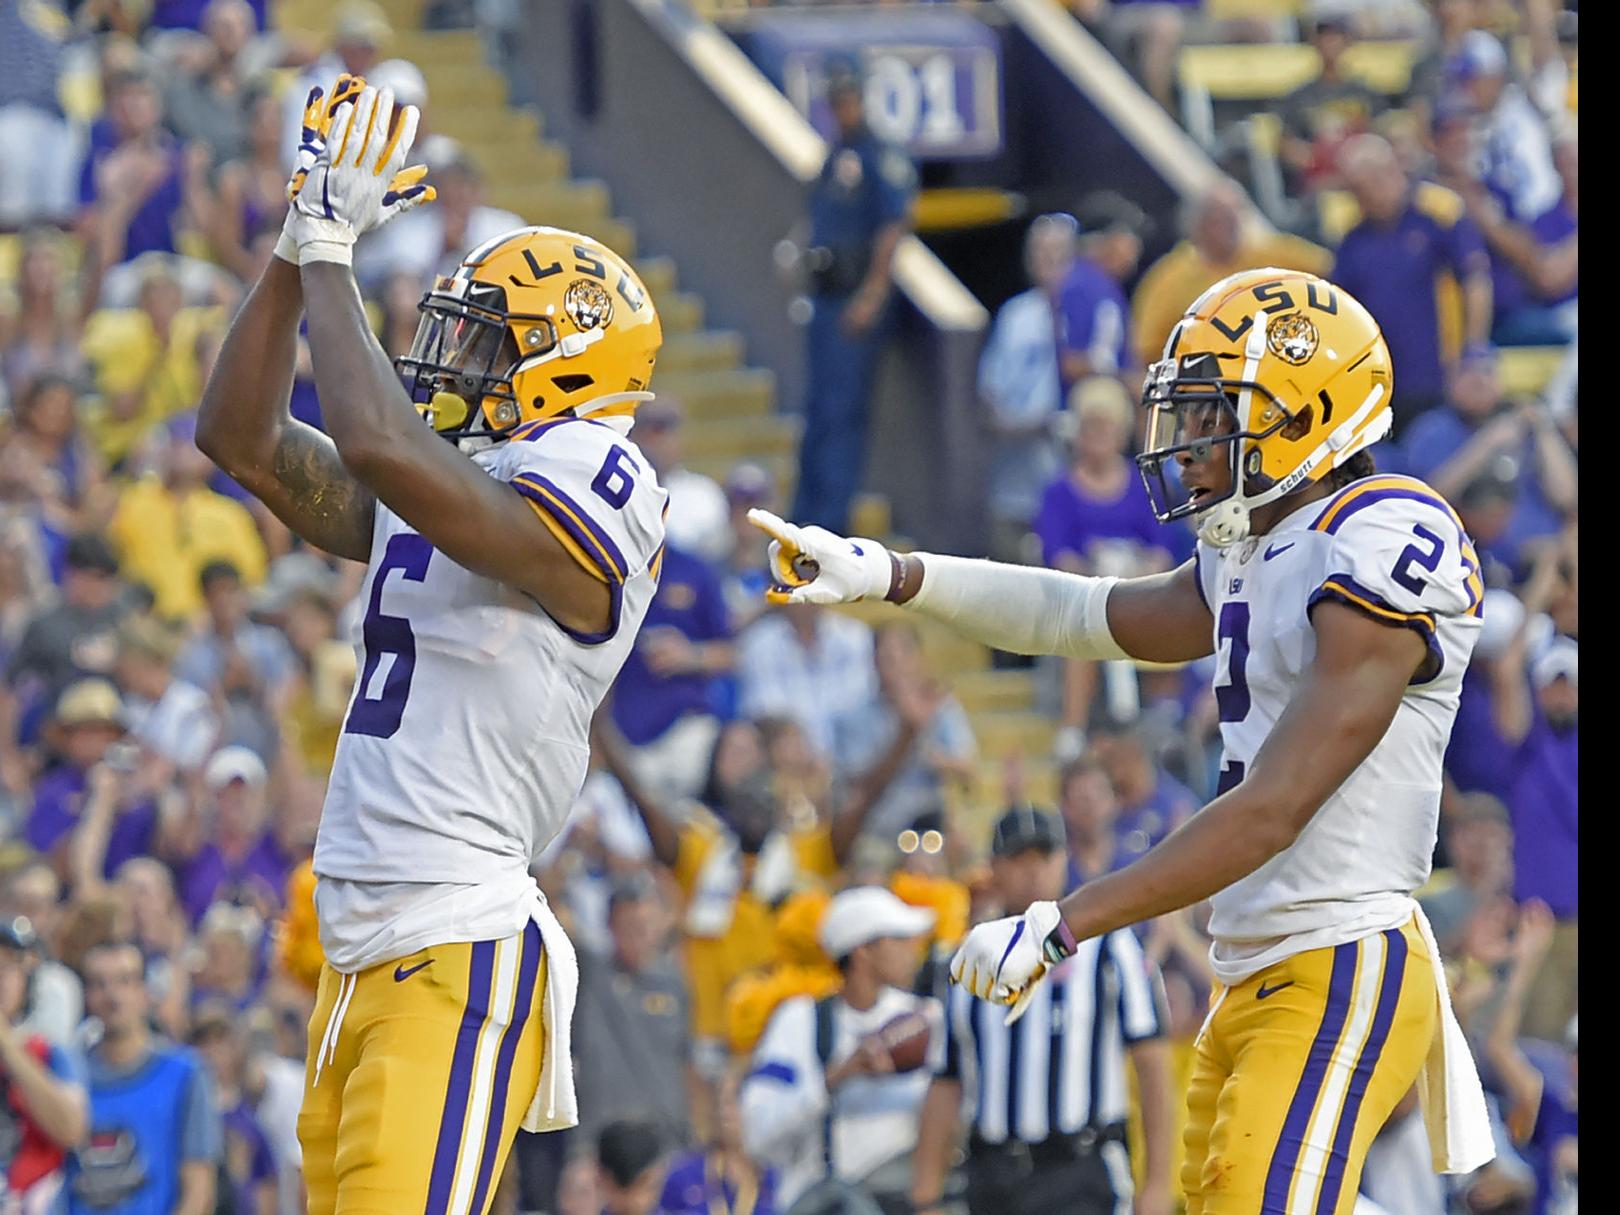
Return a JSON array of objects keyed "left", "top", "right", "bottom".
[
  {"left": 1263, "top": 542, "right": 1295, "bottom": 561},
  {"left": 1255, "top": 980, "right": 1295, "bottom": 1000},
  {"left": 394, "top": 959, "right": 432, "bottom": 982}
]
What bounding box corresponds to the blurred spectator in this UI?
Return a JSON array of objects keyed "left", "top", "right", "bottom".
[
  {"left": 281, "top": 0, "right": 391, "bottom": 152},
  {"left": 189, "top": 902, "right": 264, "bottom": 1012},
  {"left": 114, "top": 615, "right": 219, "bottom": 772},
  {"left": 740, "top": 886, "right": 940, "bottom": 1214},
  {"left": 7, "top": 533, "right": 128, "bottom": 718},
  {"left": 108, "top": 415, "right": 267, "bottom": 621},
  {"left": 913, "top": 807, "right": 1170, "bottom": 1215},
  {"left": 1400, "top": 348, "right": 1575, "bottom": 577},
  {"left": 162, "top": 0, "right": 260, "bottom": 162},
  {"left": 1057, "top": 756, "right": 1124, "bottom": 888},
  {"left": 187, "top": 1003, "right": 277, "bottom": 1215},
  {"left": 1, "top": 862, "right": 85, "bottom": 1047},
  {"left": 77, "top": 66, "right": 189, "bottom": 285},
  {"left": 1036, "top": 378, "right": 1174, "bottom": 758},
  {"left": 595, "top": 1120, "right": 668, "bottom": 1215},
  {"left": 27, "top": 680, "right": 163, "bottom": 881},
  {"left": 789, "top": 59, "right": 915, "bottom": 534},
  {"left": 658, "top": 1068, "right": 779, "bottom": 1215},
  {"left": 1333, "top": 133, "right": 1492, "bottom": 434},
  {"left": 1443, "top": 586, "right": 1532, "bottom": 801},
  {"left": 1096, "top": 0, "right": 1196, "bottom": 113},
  {"left": 175, "top": 560, "right": 293, "bottom": 758},
  {"left": 1278, "top": 12, "right": 1385, "bottom": 197},
  {"left": 173, "top": 746, "right": 287, "bottom": 927},
  {"left": 1092, "top": 719, "right": 1198, "bottom": 871},
  {"left": 718, "top": 463, "right": 776, "bottom": 634},
  {"left": 1464, "top": 125, "right": 1577, "bottom": 348},
  {"left": 353, "top": 135, "right": 522, "bottom": 289},
  {"left": 976, "top": 214, "right": 1075, "bottom": 552},
  {"left": 832, "top": 623, "right": 976, "bottom": 847},
  {"left": 1491, "top": 605, "right": 1575, "bottom": 1043},
  {"left": 1450, "top": 29, "right": 1561, "bottom": 241},
  {"left": 1420, "top": 792, "right": 1512, "bottom": 955},
  {"left": 1035, "top": 378, "right": 1170, "bottom": 577},
  {"left": 1131, "top": 178, "right": 1331, "bottom": 366},
  {"left": 112, "top": 857, "right": 190, "bottom": 1037},
  {"left": 1056, "top": 194, "right": 1145, "bottom": 392},
  {"left": 1404, "top": 0, "right": 1483, "bottom": 126},
  {"left": 1483, "top": 901, "right": 1577, "bottom": 1215},
  {"left": 1, "top": 231, "right": 86, "bottom": 400},
  {"left": 573, "top": 877, "right": 692, "bottom": 1149},
  {"left": 69, "top": 940, "right": 221, "bottom": 1215},
  {"left": 738, "top": 604, "right": 875, "bottom": 760},
  {"left": 631, "top": 397, "right": 731, "bottom": 566},
  {"left": 80, "top": 261, "right": 224, "bottom": 470},
  {"left": 0, "top": 915, "right": 89, "bottom": 1209},
  {"left": 4, "top": 375, "right": 112, "bottom": 547},
  {"left": 611, "top": 541, "right": 733, "bottom": 806},
  {"left": 0, "top": 0, "right": 77, "bottom": 228},
  {"left": 595, "top": 709, "right": 911, "bottom": 1098}
]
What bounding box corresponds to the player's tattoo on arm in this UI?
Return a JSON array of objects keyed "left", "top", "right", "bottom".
[{"left": 269, "top": 425, "right": 376, "bottom": 562}]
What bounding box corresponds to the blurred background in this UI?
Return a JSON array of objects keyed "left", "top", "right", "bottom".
[{"left": 0, "top": 0, "right": 1576, "bottom": 1211}]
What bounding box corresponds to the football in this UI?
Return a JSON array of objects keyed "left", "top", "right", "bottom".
[{"left": 872, "top": 1010, "right": 933, "bottom": 1074}]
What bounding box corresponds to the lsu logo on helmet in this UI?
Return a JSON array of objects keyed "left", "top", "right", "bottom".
[
  {"left": 1266, "top": 312, "right": 1320, "bottom": 366},
  {"left": 397, "top": 226, "right": 662, "bottom": 448},
  {"left": 1137, "top": 268, "right": 1393, "bottom": 547}
]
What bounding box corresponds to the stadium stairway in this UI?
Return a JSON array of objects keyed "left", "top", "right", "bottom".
[{"left": 265, "top": 0, "right": 1060, "bottom": 833}]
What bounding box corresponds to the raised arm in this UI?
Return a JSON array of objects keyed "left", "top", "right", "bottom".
[
  {"left": 293, "top": 91, "right": 611, "bottom": 637},
  {"left": 589, "top": 714, "right": 682, "bottom": 869},
  {"left": 196, "top": 257, "right": 375, "bottom": 562}
]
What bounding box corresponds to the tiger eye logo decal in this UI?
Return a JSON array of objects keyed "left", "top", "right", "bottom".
[
  {"left": 564, "top": 279, "right": 614, "bottom": 331},
  {"left": 1267, "top": 312, "right": 1319, "bottom": 366}
]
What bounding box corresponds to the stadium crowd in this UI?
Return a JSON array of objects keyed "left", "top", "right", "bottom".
[{"left": 0, "top": 0, "right": 1575, "bottom": 1211}]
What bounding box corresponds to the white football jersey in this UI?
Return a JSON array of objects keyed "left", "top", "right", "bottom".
[
  {"left": 312, "top": 416, "right": 666, "bottom": 969},
  {"left": 1193, "top": 475, "right": 1483, "bottom": 984}
]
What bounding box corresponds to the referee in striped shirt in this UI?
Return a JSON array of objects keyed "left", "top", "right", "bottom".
[{"left": 910, "top": 807, "right": 1174, "bottom": 1215}]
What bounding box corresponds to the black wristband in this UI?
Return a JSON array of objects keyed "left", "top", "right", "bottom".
[{"left": 883, "top": 550, "right": 907, "bottom": 603}]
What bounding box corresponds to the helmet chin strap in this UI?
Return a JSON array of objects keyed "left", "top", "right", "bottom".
[{"left": 1197, "top": 382, "right": 1390, "bottom": 548}]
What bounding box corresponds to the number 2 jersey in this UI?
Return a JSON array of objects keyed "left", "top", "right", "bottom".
[
  {"left": 312, "top": 416, "right": 667, "bottom": 971},
  {"left": 1193, "top": 474, "right": 1484, "bottom": 985}
]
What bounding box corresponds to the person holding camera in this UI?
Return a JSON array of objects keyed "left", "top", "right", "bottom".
[
  {"left": 790, "top": 58, "right": 916, "bottom": 535},
  {"left": 0, "top": 916, "right": 89, "bottom": 1213},
  {"left": 739, "top": 886, "right": 941, "bottom": 1215}
]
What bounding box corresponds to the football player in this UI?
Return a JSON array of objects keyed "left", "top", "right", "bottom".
[
  {"left": 197, "top": 79, "right": 666, "bottom": 1215},
  {"left": 750, "top": 269, "right": 1497, "bottom": 1211}
]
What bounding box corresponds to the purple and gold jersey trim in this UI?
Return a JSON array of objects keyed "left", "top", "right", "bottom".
[
  {"left": 1310, "top": 476, "right": 1484, "bottom": 617},
  {"left": 510, "top": 473, "right": 629, "bottom": 582},
  {"left": 1307, "top": 574, "right": 1444, "bottom": 684}
]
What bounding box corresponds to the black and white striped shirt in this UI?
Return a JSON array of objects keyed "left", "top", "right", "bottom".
[{"left": 938, "top": 928, "right": 1168, "bottom": 1143}]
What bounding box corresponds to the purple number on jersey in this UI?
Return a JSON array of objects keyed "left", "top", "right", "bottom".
[
  {"left": 1214, "top": 600, "right": 1251, "bottom": 797},
  {"left": 345, "top": 532, "right": 434, "bottom": 739}
]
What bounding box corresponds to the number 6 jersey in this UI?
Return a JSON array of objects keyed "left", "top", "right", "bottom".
[
  {"left": 313, "top": 415, "right": 667, "bottom": 971},
  {"left": 1193, "top": 474, "right": 1484, "bottom": 985}
]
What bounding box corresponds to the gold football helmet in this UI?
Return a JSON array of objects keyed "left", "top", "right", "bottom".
[
  {"left": 397, "top": 226, "right": 662, "bottom": 447},
  {"left": 1138, "top": 268, "right": 1393, "bottom": 547}
]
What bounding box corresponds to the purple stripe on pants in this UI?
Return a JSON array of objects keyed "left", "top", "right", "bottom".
[{"left": 425, "top": 940, "right": 497, "bottom": 1215}]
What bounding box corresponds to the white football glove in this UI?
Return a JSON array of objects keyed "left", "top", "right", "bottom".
[
  {"left": 746, "top": 508, "right": 895, "bottom": 605},
  {"left": 286, "top": 84, "right": 435, "bottom": 266},
  {"left": 274, "top": 74, "right": 367, "bottom": 265},
  {"left": 949, "top": 900, "right": 1065, "bottom": 1025}
]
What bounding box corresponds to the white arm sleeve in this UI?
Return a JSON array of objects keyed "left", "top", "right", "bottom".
[{"left": 905, "top": 554, "right": 1129, "bottom": 661}]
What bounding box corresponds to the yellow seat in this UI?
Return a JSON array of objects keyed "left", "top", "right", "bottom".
[
  {"left": 1498, "top": 347, "right": 1567, "bottom": 400},
  {"left": 913, "top": 188, "right": 1024, "bottom": 233},
  {"left": 1179, "top": 39, "right": 1417, "bottom": 101},
  {"left": 1205, "top": 0, "right": 1303, "bottom": 20}
]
